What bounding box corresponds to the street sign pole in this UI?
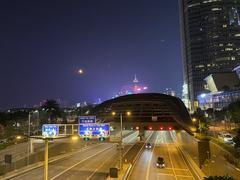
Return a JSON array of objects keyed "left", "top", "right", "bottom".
[{"left": 44, "top": 138, "right": 48, "bottom": 180}]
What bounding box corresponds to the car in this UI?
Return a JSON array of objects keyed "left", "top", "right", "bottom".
[
  {"left": 145, "top": 143, "right": 152, "bottom": 149},
  {"left": 223, "top": 134, "right": 233, "bottom": 144},
  {"left": 156, "top": 157, "right": 165, "bottom": 168},
  {"left": 218, "top": 132, "right": 234, "bottom": 144}
]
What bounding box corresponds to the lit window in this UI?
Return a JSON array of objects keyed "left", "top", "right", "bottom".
[
  {"left": 223, "top": 24, "right": 227, "bottom": 28},
  {"left": 212, "top": 8, "right": 222, "bottom": 11}
]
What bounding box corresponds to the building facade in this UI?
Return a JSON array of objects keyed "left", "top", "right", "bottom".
[
  {"left": 179, "top": 0, "right": 240, "bottom": 110},
  {"left": 198, "top": 90, "right": 240, "bottom": 110}
]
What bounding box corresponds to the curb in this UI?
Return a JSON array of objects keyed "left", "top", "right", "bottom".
[
  {"left": 122, "top": 164, "right": 132, "bottom": 180},
  {"left": 177, "top": 145, "right": 206, "bottom": 180}
]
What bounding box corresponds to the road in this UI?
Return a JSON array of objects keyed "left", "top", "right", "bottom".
[
  {"left": 129, "top": 131, "right": 196, "bottom": 180},
  {"left": 7, "top": 131, "right": 140, "bottom": 180}
]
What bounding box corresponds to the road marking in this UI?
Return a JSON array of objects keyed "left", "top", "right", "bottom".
[
  {"left": 131, "top": 131, "right": 153, "bottom": 163},
  {"left": 50, "top": 145, "right": 114, "bottom": 180},
  {"left": 146, "top": 133, "right": 158, "bottom": 180},
  {"left": 164, "top": 168, "right": 189, "bottom": 171},
  {"left": 127, "top": 131, "right": 154, "bottom": 179},
  {"left": 164, "top": 131, "right": 177, "bottom": 180},
  {"left": 86, "top": 148, "right": 114, "bottom": 180},
  {"left": 176, "top": 175, "right": 194, "bottom": 178},
  {"left": 158, "top": 173, "right": 175, "bottom": 176},
  {"left": 169, "top": 131, "right": 195, "bottom": 179}
]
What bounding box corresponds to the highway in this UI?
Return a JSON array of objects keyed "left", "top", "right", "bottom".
[
  {"left": 129, "top": 131, "right": 196, "bottom": 180},
  {"left": 7, "top": 131, "right": 140, "bottom": 180}
]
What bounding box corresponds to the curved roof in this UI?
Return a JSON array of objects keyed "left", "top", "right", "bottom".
[{"left": 94, "top": 93, "right": 192, "bottom": 129}]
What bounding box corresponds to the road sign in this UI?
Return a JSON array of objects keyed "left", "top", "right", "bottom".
[
  {"left": 42, "top": 124, "right": 59, "bottom": 138},
  {"left": 79, "top": 116, "right": 96, "bottom": 124},
  {"left": 79, "top": 123, "right": 110, "bottom": 138}
]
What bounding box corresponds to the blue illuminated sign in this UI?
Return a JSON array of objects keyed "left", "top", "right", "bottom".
[
  {"left": 79, "top": 116, "right": 96, "bottom": 124},
  {"left": 42, "top": 124, "right": 59, "bottom": 138},
  {"left": 79, "top": 123, "right": 110, "bottom": 138}
]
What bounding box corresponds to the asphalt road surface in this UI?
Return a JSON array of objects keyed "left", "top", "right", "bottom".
[
  {"left": 129, "top": 131, "right": 196, "bottom": 180},
  {"left": 8, "top": 131, "right": 140, "bottom": 180}
]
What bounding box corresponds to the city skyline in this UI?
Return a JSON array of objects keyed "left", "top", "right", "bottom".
[{"left": 0, "top": 1, "right": 182, "bottom": 109}]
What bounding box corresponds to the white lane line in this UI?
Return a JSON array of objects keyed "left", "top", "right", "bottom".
[
  {"left": 169, "top": 131, "right": 195, "bottom": 178},
  {"left": 131, "top": 131, "right": 153, "bottom": 164},
  {"left": 146, "top": 133, "right": 158, "bottom": 180},
  {"left": 127, "top": 132, "right": 154, "bottom": 179},
  {"left": 50, "top": 145, "right": 114, "bottom": 180},
  {"left": 176, "top": 175, "right": 194, "bottom": 178},
  {"left": 86, "top": 148, "right": 114, "bottom": 180},
  {"left": 164, "top": 131, "right": 177, "bottom": 180},
  {"left": 164, "top": 168, "right": 189, "bottom": 171}
]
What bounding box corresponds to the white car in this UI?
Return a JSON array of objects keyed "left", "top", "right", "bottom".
[{"left": 223, "top": 134, "right": 233, "bottom": 144}]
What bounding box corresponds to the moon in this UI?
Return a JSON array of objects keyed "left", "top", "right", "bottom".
[{"left": 78, "top": 69, "right": 83, "bottom": 74}]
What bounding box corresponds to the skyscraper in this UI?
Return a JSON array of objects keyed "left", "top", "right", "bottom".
[{"left": 179, "top": 0, "right": 240, "bottom": 111}]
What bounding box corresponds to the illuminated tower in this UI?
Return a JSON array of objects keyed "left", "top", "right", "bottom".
[{"left": 133, "top": 74, "right": 139, "bottom": 83}]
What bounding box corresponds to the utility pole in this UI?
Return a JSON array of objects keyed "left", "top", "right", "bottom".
[
  {"left": 27, "top": 113, "right": 31, "bottom": 165},
  {"left": 119, "top": 113, "right": 123, "bottom": 170},
  {"left": 44, "top": 138, "right": 49, "bottom": 180}
]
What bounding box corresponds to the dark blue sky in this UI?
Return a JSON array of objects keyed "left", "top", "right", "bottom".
[{"left": 0, "top": 0, "right": 182, "bottom": 109}]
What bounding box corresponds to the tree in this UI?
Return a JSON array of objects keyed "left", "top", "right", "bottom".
[
  {"left": 233, "top": 128, "right": 240, "bottom": 148},
  {"left": 227, "top": 101, "right": 240, "bottom": 125},
  {"left": 41, "top": 99, "right": 62, "bottom": 124},
  {"left": 199, "top": 122, "right": 209, "bottom": 134}
]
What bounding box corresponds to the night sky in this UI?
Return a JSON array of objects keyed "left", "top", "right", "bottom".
[{"left": 0, "top": 0, "right": 182, "bottom": 109}]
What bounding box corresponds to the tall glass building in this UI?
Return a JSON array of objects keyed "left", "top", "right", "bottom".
[{"left": 179, "top": 0, "right": 240, "bottom": 110}]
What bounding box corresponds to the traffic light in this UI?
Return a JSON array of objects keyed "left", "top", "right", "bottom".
[
  {"left": 99, "top": 137, "right": 106, "bottom": 141},
  {"left": 83, "top": 137, "right": 90, "bottom": 141}
]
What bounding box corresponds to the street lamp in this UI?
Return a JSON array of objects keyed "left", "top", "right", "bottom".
[
  {"left": 71, "top": 135, "right": 79, "bottom": 141},
  {"left": 112, "top": 111, "right": 131, "bottom": 170},
  {"left": 28, "top": 110, "right": 39, "bottom": 165}
]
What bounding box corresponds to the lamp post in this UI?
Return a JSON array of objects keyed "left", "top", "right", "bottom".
[
  {"left": 112, "top": 111, "right": 131, "bottom": 170},
  {"left": 27, "top": 110, "right": 39, "bottom": 165}
]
